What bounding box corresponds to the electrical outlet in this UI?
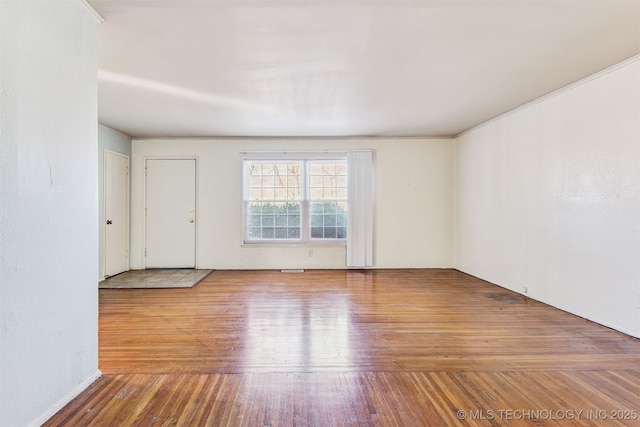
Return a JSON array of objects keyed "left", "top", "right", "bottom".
[
  {"left": 523, "top": 287, "right": 528, "bottom": 294},
  {"left": 308, "top": 249, "right": 313, "bottom": 257}
]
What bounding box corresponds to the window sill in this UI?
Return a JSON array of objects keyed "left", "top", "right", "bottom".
[{"left": 241, "top": 242, "right": 346, "bottom": 248}]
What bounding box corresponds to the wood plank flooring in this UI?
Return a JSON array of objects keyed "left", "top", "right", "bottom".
[{"left": 45, "top": 269, "right": 640, "bottom": 426}]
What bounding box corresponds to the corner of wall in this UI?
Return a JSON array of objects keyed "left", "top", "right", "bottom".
[{"left": 29, "top": 371, "right": 102, "bottom": 427}]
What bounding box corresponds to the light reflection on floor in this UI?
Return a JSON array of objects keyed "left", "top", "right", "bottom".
[{"left": 244, "top": 292, "right": 351, "bottom": 371}]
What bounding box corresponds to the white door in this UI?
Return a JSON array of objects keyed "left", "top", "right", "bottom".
[
  {"left": 145, "top": 158, "right": 196, "bottom": 268},
  {"left": 104, "top": 151, "right": 129, "bottom": 278}
]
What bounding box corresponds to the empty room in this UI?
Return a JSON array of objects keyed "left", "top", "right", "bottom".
[{"left": 1, "top": 0, "right": 639, "bottom": 426}]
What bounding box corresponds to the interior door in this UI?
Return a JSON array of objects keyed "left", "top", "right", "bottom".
[
  {"left": 145, "top": 158, "right": 196, "bottom": 268},
  {"left": 104, "top": 151, "right": 129, "bottom": 278}
]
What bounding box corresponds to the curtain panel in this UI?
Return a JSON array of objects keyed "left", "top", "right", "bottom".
[{"left": 346, "top": 151, "right": 373, "bottom": 267}]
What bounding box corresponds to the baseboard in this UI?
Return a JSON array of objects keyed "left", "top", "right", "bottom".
[
  {"left": 29, "top": 370, "right": 102, "bottom": 427},
  {"left": 454, "top": 268, "right": 640, "bottom": 340}
]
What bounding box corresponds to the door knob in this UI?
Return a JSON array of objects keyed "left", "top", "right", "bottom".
[
  {"left": 106, "top": 220, "right": 112, "bottom": 225},
  {"left": 189, "top": 218, "right": 194, "bottom": 223}
]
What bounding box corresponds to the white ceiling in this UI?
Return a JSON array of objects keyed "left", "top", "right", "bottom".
[{"left": 89, "top": 0, "right": 640, "bottom": 138}]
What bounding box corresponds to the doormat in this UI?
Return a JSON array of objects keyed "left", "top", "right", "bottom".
[{"left": 99, "top": 269, "right": 213, "bottom": 289}]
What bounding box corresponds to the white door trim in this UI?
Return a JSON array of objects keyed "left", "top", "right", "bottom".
[{"left": 142, "top": 156, "right": 199, "bottom": 269}]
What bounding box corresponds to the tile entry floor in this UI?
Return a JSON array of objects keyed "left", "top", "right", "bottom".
[{"left": 99, "top": 269, "right": 213, "bottom": 289}]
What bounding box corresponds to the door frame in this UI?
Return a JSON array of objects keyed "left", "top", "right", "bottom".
[
  {"left": 142, "top": 156, "right": 199, "bottom": 269},
  {"left": 103, "top": 149, "right": 130, "bottom": 278}
]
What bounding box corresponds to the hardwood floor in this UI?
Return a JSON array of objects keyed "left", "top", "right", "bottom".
[{"left": 46, "top": 269, "right": 640, "bottom": 426}]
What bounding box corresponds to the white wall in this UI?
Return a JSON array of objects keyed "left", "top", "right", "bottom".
[
  {"left": 0, "top": 2, "right": 100, "bottom": 426},
  {"left": 131, "top": 138, "right": 454, "bottom": 270},
  {"left": 98, "top": 125, "right": 132, "bottom": 280},
  {"left": 455, "top": 57, "right": 640, "bottom": 337}
]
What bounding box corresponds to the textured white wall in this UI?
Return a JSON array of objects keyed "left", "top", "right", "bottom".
[
  {"left": 455, "top": 57, "right": 640, "bottom": 337},
  {"left": 131, "top": 138, "right": 454, "bottom": 269},
  {"left": 0, "top": 2, "right": 100, "bottom": 426}
]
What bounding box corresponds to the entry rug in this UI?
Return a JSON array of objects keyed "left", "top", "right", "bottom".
[{"left": 99, "top": 269, "right": 213, "bottom": 289}]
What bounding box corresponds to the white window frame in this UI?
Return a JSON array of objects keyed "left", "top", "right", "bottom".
[{"left": 242, "top": 157, "right": 347, "bottom": 245}]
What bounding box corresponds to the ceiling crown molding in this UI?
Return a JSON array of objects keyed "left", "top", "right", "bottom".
[{"left": 77, "top": 0, "right": 104, "bottom": 24}]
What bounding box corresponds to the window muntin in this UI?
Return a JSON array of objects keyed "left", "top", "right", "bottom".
[{"left": 243, "top": 159, "right": 347, "bottom": 243}]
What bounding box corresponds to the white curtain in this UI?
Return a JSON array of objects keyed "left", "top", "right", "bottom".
[{"left": 347, "top": 151, "right": 373, "bottom": 267}]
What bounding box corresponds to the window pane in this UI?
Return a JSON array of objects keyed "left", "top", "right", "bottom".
[
  {"left": 287, "top": 189, "right": 299, "bottom": 200},
  {"left": 324, "top": 214, "right": 336, "bottom": 227},
  {"left": 323, "top": 228, "right": 337, "bottom": 239},
  {"left": 262, "top": 228, "right": 274, "bottom": 239},
  {"left": 309, "top": 163, "right": 324, "bottom": 174},
  {"left": 275, "top": 163, "right": 289, "bottom": 176},
  {"left": 323, "top": 176, "right": 335, "bottom": 187},
  {"left": 262, "top": 187, "right": 275, "bottom": 200},
  {"left": 288, "top": 228, "right": 300, "bottom": 239},
  {"left": 274, "top": 188, "right": 288, "bottom": 200},
  {"left": 248, "top": 189, "right": 262, "bottom": 200},
  {"left": 274, "top": 214, "right": 287, "bottom": 226},
  {"left": 288, "top": 164, "right": 300, "bottom": 175},
  {"left": 287, "top": 176, "right": 300, "bottom": 187},
  {"left": 309, "top": 188, "right": 323, "bottom": 199},
  {"left": 311, "top": 227, "right": 323, "bottom": 238},
  {"left": 288, "top": 214, "right": 300, "bottom": 227},
  {"left": 310, "top": 202, "right": 323, "bottom": 215},
  {"left": 324, "top": 203, "right": 338, "bottom": 213},
  {"left": 263, "top": 215, "right": 274, "bottom": 227},
  {"left": 249, "top": 215, "right": 261, "bottom": 227}
]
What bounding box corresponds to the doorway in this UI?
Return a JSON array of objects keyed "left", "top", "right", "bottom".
[{"left": 144, "top": 158, "right": 197, "bottom": 268}]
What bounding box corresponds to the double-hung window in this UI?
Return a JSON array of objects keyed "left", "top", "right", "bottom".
[{"left": 243, "top": 159, "right": 347, "bottom": 243}]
